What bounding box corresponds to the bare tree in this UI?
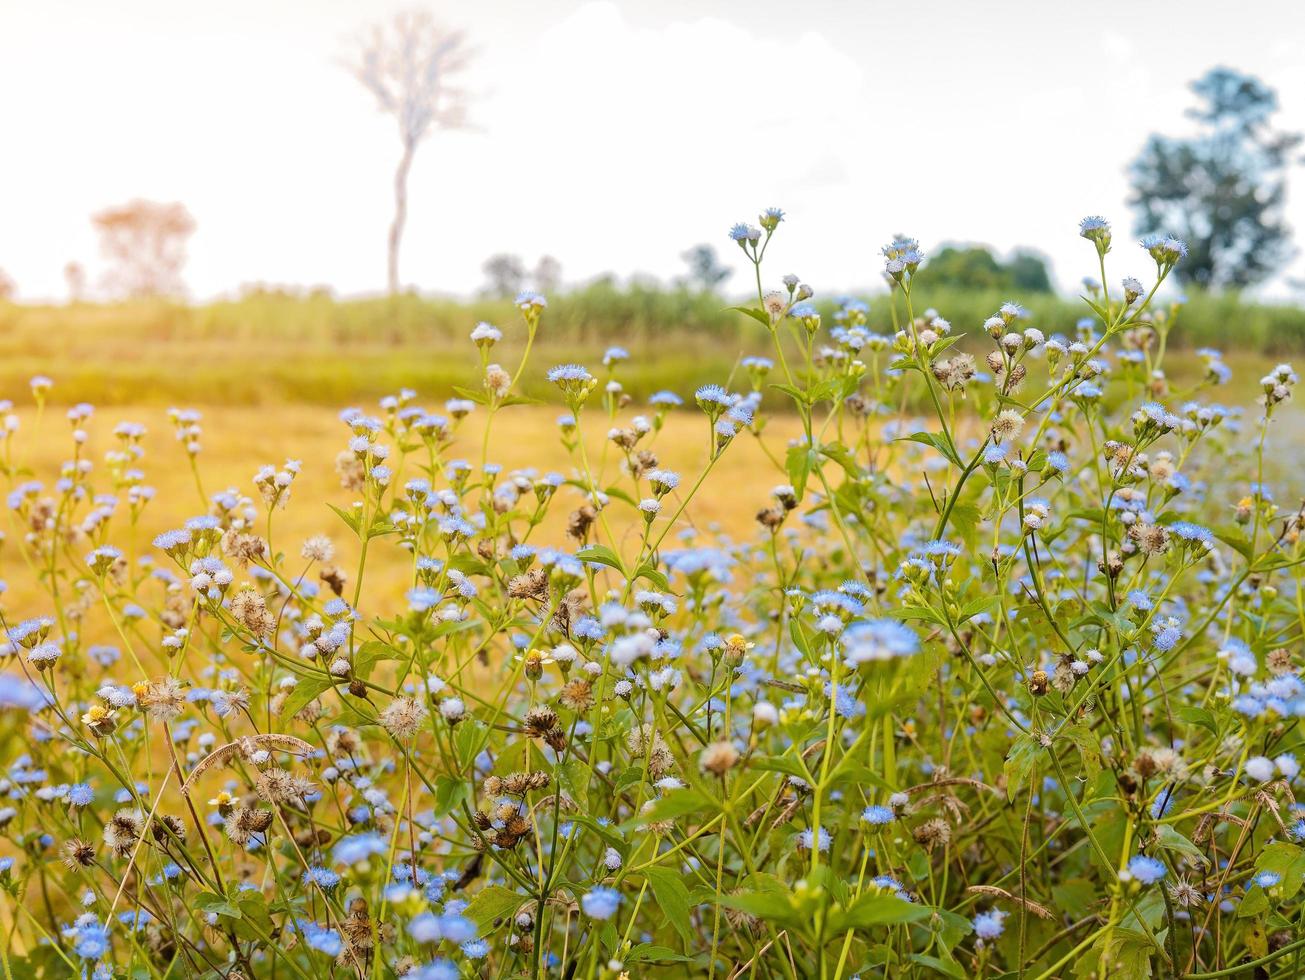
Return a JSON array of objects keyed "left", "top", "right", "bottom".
[
  {"left": 0, "top": 268, "right": 15, "bottom": 303},
  {"left": 91, "top": 200, "right": 196, "bottom": 299},
  {"left": 65, "top": 262, "right": 87, "bottom": 304},
  {"left": 347, "top": 11, "right": 472, "bottom": 295},
  {"left": 533, "top": 255, "right": 562, "bottom": 294}
]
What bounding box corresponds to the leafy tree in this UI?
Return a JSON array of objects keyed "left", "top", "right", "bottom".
[
  {"left": 482, "top": 253, "right": 526, "bottom": 298},
  {"left": 533, "top": 255, "right": 562, "bottom": 293},
  {"left": 1006, "top": 250, "right": 1053, "bottom": 293},
  {"left": 926, "top": 245, "right": 1053, "bottom": 293},
  {"left": 679, "top": 244, "right": 732, "bottom": 292},
  {"left": 91, "top": 200, "right": 196, "bottom": 298},
  {"left": 1129, "top": 67, "right": 1301, "bottom": 289}
]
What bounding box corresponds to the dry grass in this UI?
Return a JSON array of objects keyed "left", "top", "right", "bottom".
[{"left": 1, "top": 402, "right": 806, "bottom": 614}]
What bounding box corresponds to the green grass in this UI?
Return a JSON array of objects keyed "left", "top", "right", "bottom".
[{"left": 0, "top": 282, "right": 1296, "bottom": 405}]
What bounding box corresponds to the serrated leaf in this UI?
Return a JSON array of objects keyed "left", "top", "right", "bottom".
[
  {"left": 575, "top": 543, "right": 626, "bottom": 577},
  {"left": 897, "top": 430, "right": 961, "bottom": 467},
  {"left": 465, "top": 885, "right": 524, "bottom": 928},
  {"left": 641, "top": 867, "right": 695, "bottom": 947},
  {"left": 714, "top": 890, "right": 798, "bottom": 927},
  {"left": 278, "top": 675, "right": 335, "bottom": 720},
  {"left": 1173, "top": 704, "right": 1217, "bottom": 736},
  {"left": 786, "top": 443, "right": 815, "bottom": 500},
  {"left": 196, "top": 891, "right": 242, "bottom": 919},
  {"left": 354, "top": 639, "right": 403, "bottom": 681},
  {"left": 633, "top": 562, "right": 670, "bottom": 592},
  {"left": 729, "top": 305, "right": 772, "bottom": 328},
  {"left": 1003, "top": 734, "right": 1041, "bottom": 802},
  {"left": 623, "top": 789, "right": 713, "bottom": 830},
  {"left": 1153, "top": 824, "right": 1207, "bottom": 867},
  {"left": 1213, "top": 525, "right": 1255, "bottom": 562},
  {"left": 827, "top": 893, "right": 930, "bottom": 932},
  {"left": 326, "top": 502, "right": 362, "bottom": 536},
  {"left": 770, "top": 382, "right": 812, "bottom": 407},
  {"left": 957, "top": 595, "right": 1000, "bottom": 623}
]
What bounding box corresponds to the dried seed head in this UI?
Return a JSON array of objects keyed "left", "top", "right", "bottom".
[
  {"left": 559, "top": 679, "right": 595, "bottom": 714},
  {"left": 1168, "top": 878, "right": 1203, "bottom": 908},
  {"left": 566, "top": 505, "right": 597, "bottom": 542},
  {"left": 231, "top": 586, "right": 276, "bottom": 638},
  {"left": 151, "top": 813, "right": 187, "bottom": 845},
  {"left": 103, "top": 808, "right": 143, "bottom": 858},
  {"left": 913, "top": 818, "right": 952, "bottom": 850},
  {"left": 501, "top": 771, "right": 551, "bottom": 796},
  {"left": 255, "top": 767, "right": 304, "bottom": 805},
  {"left": 137, "top": 677, "right": 187, "bottom": 721},
  {"left": 700, "top": 740, "right": 740, "bottom": 776},
  {"left": 380, "top": 696, "right": 429, "bottom": 741},
  {"left": 63, "top": 838, "right": 97, "bottom": 869},
  {"left": 1027, "top": 670, "right": 1049, "bottom": 697},
  {"left": 523, "top": 706, "right": 559, "bottom": 738},
  {"left": 320, "top": 564, "right": 348, "bottom": 596}
]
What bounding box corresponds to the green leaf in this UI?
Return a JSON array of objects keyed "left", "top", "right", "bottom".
[
  {"left": 1003, "top": 734, "right": 1042, "bottom": 802},
  {"left": 897, "top": 430, "right": 961, "bottom": 467},
  {"left": 909, "top": 953, "right": 968, "bottom": 979},
  {"left": 633, "top": 562, "right": 670, "bottom": 592},
  {"left": 575, "top": 544, "right": 626, "bottom": 577},
  {"left": 498, "top": 393, "right": 541, "bottom": 407},
  {"left": 432, "top": 774, "right": 471, "bottom": 817},
  {"left": 1255, "top": 841, "right": 1305, "bottom": 899},
  {"left": 602, "top": 484, "right": 637, "bottom": 507},
  {"left": 278, "top": 676, "right": 335, "bottom": 720},
  {"left": 465, "top": 885, "right": 524, "bottom": 929},
  {"left": 768, "top": 383, "right": 811, "bottom": 409},
  {"left": 827, "top": 893, "right": 930, "bottom": 932},
  {"left": 451, "top": 385, "right": 489, "bottom": 405},
  {"left": 625, "top": 944, "right": 695, "bottom": 964},
  {"left": 196, "top": 891, "right": 242, "bottom": 919},
  {"left": 714, "top": 890, "right": 799, "bottom": 928},
  {"left": 1237, "top": 884, "right": 1269, "bottom": 918},
  {"left": 886, "top": 605, "right": 945, "bottom": 626},
  {"left": 455, "top": 720, "right": 488, "bottom": 769},
  {"left": 820, "top": 441, "right": 862, "bottom": 478},
  {"left": 729, "top": 305, "right": 772, "bottom": 328},
  {"left": 354, "top": 639, "right": 403, "bottom": 681},
  {"left": 1153, "top": 824, "right": 1207, "bottom": 867},
  {"left": 641, "top": 867, "right": 696, "bottom": 947},
  {"left": 948, "top": 502, "right": 982, "bottom": 554},
  {"left": 1213, "top": 525, "right": 1255, "bottom": 562},
  {"left": 1080, "top": 296, "right": 1110, "bottom": 322},
  {"left": 1173, "top": 704, "right": 1218, "bottom": 736},
  {"left": 827, "top": 758, "right": 895, "bottom": 794},
  {"left": 786, "top": 443, "right": 815, "bottom": 501},
  {"left": 623, "top": 790, "right": 713, "bottom": 830},
  {"left": 326, "top": 502, "right": 362, "bottom": 536},
  {"left": 1057, "top": 724, "right": 1102, "bottom": 778},
  {"left": 789, "top": 618, "right": 814, "bottom": 659},
  {"left": 749, "top": 754, "right": 809, "bottom": 780},
  {"left": 957, "top": 595, "right": 1000, "bottom": 623}
]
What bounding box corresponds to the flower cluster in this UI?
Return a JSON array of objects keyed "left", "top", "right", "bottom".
[{"left": 0, "top": 211, "right": 1301, "bottom": 980}]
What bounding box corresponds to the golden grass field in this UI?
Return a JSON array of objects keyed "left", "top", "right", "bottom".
[{"left": 1, "top": 402, "right": 807, "bottom": 616}]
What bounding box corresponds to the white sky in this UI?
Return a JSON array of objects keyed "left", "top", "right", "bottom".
[{"left": 2, "top": 0, "right": 1304, "bottom": 302}]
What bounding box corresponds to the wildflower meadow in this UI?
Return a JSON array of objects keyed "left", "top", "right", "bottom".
[{"left": 4, "top": 210, "right": 1305, "bottom": 980}]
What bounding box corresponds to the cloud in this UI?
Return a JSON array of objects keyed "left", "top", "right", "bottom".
[{"left": 398, "top": 1, "right": 868, "bottom": 294}]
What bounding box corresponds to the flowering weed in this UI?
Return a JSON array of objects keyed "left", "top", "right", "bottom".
[{"left": 0, "top": 213, "right": 1303, "bottom": 979}]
